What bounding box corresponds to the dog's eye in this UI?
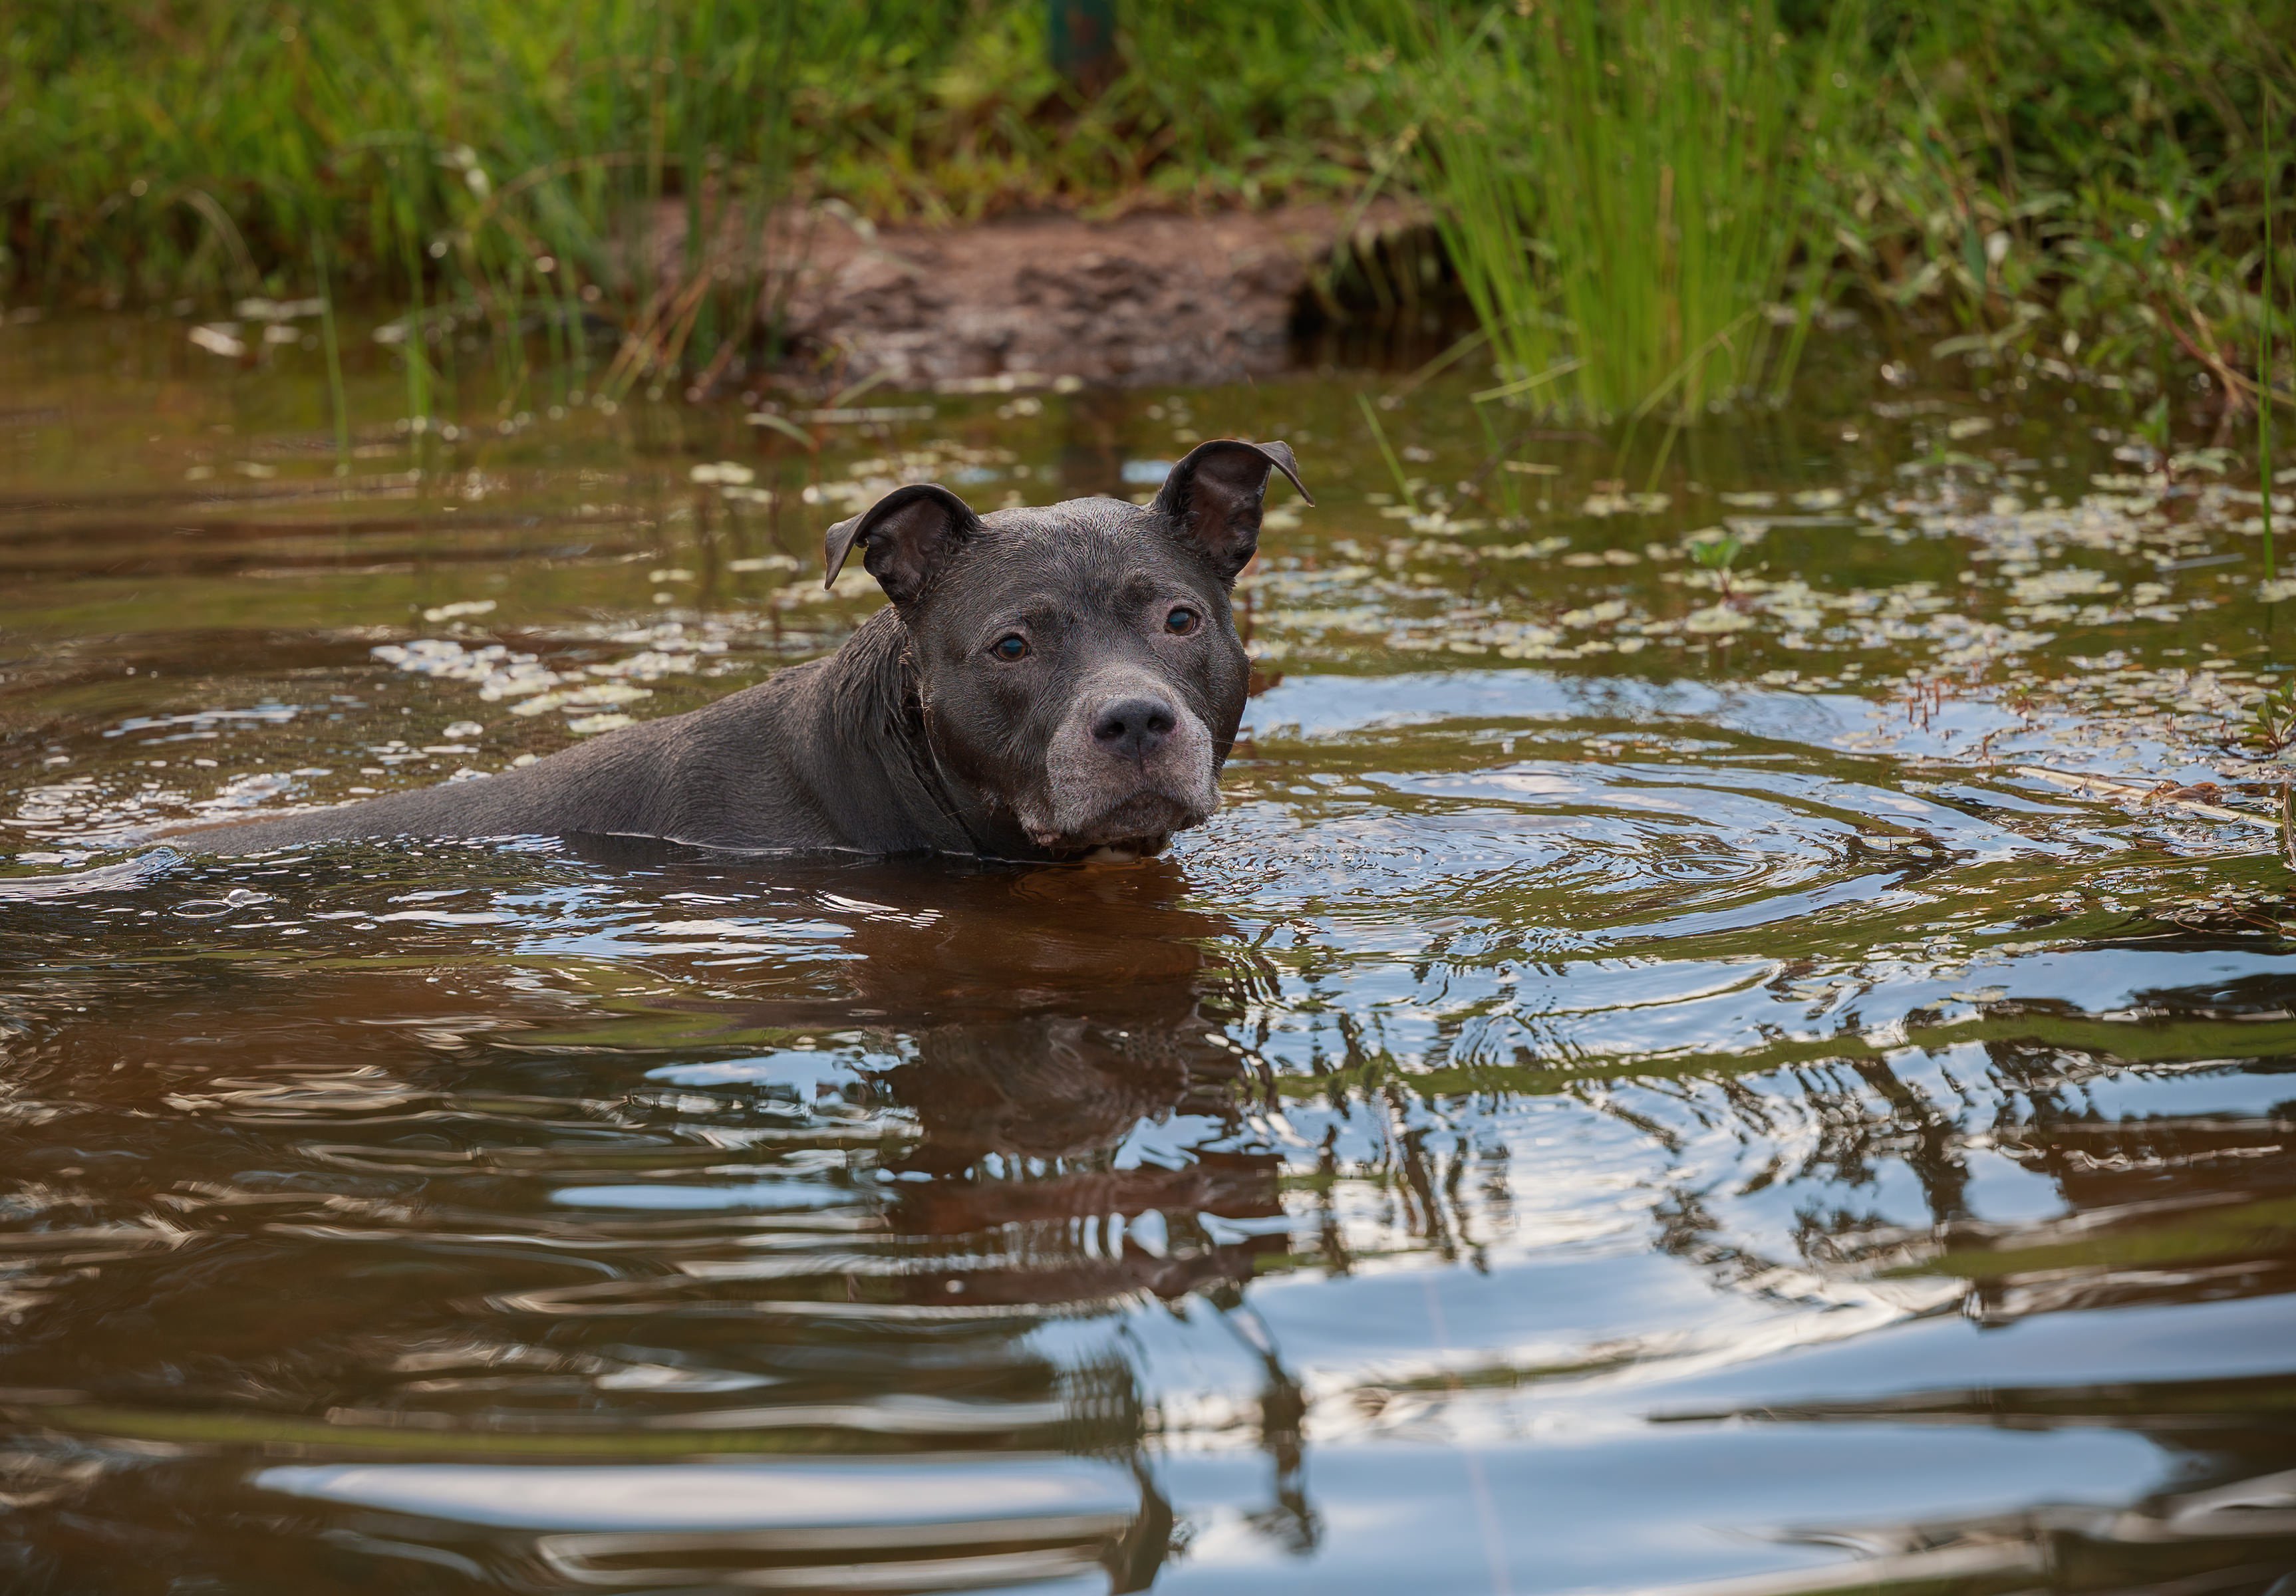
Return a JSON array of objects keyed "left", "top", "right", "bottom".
[
  {"left": 991, "top": 634, "right": 1029, "bottom": 661},
  {"left": 1164, "top": 606, "right": 1200, "bottom": 636}
]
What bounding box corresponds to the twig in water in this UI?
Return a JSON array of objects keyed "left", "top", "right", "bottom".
[
  {"left": 2014, "top": 765, "right": 2278, "bottom": 832},
  {"left": 1471, "top": 358, "right": 1582, "bottom": 406},
  {"left": 826, "top": 368, "right": 890, "bottom": 410}
]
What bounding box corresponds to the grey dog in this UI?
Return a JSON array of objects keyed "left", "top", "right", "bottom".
[{"left": 196, "top": 438, "right": 1310, "bottom": 861}]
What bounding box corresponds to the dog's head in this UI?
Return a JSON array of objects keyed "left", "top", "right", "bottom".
[{"left": 825, "top": 439, "right": 1310, "bottom": 859}]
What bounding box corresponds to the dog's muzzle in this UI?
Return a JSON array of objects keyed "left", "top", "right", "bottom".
[{"left": 1026, "top": 686, "right": 1220, "bottom": 852}]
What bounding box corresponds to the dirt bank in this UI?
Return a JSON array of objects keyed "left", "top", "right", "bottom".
[{"left": 767, "top": 201, "right": 1428, "bottom": 391}]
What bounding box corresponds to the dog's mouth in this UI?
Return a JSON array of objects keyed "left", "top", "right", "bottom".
[
  {"left": 1075, "top": 833, "right": 1171, "bottom": 864},
  {"left": 1023, "top": 788, "right": 1207, "bottom": 858}
]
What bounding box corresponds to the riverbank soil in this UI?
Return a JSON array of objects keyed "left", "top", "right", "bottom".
[{"left": 766, "top": 201, "right": 1428, "bottom": 388}]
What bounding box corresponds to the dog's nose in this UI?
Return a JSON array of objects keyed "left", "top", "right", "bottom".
[{"left": 1090, "top": 696, "right": 1177, "bottom": 761}]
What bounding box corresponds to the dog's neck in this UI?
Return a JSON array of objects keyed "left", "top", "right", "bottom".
[{"left": 810, "top": 610, "right": 1045, "bottom": 861}]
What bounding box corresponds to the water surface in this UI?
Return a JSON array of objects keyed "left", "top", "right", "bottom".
[{"left": 2, "top": 313, "right": 2293, "bottom": 1595}]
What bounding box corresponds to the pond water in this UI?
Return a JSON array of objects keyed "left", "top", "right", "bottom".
[{"left": 1, "top": 311, "right": 2293, "bottom": 1595}]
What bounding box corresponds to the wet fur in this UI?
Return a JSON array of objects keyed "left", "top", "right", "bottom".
[{"left": 191, "top": 442, "right": 1308, "bottom": 861}]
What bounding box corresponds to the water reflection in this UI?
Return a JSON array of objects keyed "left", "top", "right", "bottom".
[
  {"left": 1, "top": 815, "right": 2291, "bottom": 1592},
  {"left": 261, "top": 1457, "right": 1155, "bottom": 1591},
  {"left": 4, "top": 318, "right": 2296, "bottom": 1593},
  {"left": 0, "top": 852, "right": 1314, "bottom": 1591}
]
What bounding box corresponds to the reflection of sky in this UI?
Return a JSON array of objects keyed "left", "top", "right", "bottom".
[
  {"left": 1159, "top": 1424, "right": 2164, "bottom": 1595},
  {"left": 9, "top": 671, "right": 2295, "bottom": 1593},
  {"left": 549, "top": 1178, "right": 857, "bottom": 1210},
  {"left": 257, "top": 1455, "right": 1139, "bottom": 1531},
  {"left": 5, "top": 323, "right": 2292, "bottom": 1596},
  {"left": 1243, "top": 667, "right": 2210, "bottom": 786}
]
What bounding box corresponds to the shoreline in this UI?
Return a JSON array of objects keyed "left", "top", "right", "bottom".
[{"left": 761, "top": 199, "right": 1433, "bottom": 392}]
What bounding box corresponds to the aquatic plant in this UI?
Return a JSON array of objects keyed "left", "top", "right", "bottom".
[
  {"left": 1340, "top": 0, "right": 1856, "bottom": 422},
  {"left": 1357, "top": 390, "right": 1418, "bottom": 509},
  {"left": 1687, "top": 528, "right": 1745, "bottom": 598},
  {"left": 2247, "top": 678, "right": 2296, "bottom": 758},
  {"left": 2265, "top": 76, "right": 2279, "bottom": 581}
]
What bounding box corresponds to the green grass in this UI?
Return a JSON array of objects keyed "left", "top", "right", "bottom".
[
  {"left": 0, "top": 0, "right": 1372, "bottom": 398},
  {"left": 3, "top": 0, "right": 841, "bottom": 388},
  {"left": 2266, "top": 75, "right": 2279, "bottom": 580},
  {"left": 1339, "top": 0, "right": 1855, "bottom": 422},
  {"left": 1828, "top": 0, "right": 2293, "bottom": 413},
  {"left": 0, "top": 0, "right": 2289, "bottom": 436}
]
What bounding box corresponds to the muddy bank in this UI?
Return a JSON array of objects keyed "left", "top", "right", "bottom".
[{"left": 762, "top": 201, "right": 1431, "bottom": 390}]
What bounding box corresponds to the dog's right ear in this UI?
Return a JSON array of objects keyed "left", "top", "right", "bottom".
[
  {"left": 823, "top": 483, "right": 982, "bottom": 606},
  {"left": 1152, "top": 438, "right": 1312, "bottom": 582}
]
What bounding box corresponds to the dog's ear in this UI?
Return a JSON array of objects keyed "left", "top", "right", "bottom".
[
  {"left": 1152, "top": 438, "right": 1312, "bottom": 581},
  {"left": 823, "top": 483, "right": 983, "bottom": 606}
]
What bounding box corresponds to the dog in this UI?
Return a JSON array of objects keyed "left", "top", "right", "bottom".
[{"left": 194, "top": 438, "right": 1310, "bottom": 861}]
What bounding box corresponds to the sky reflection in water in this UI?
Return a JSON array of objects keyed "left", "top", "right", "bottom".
[{"left": 1, "top": 317, "right": 2293, "bottom": 1594}]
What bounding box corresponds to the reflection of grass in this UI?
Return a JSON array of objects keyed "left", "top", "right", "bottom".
[
  {"left": 1664, "top": 1370, "right": 2296, "bottom": 1426},
  {"left": 1266, "top": 1009, "right": 2296, "bottom": 1100},
  {"left": 1894, "top": 1193, "right": 2296, "bottom": 1281},
  {"left": 1369, "top": 1345, "right": 1644, "bottom": 1395}
]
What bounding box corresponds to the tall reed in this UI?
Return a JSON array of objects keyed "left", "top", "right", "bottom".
[
  {"left": 2265, "top": 75, "right": 2278, "bottom": 582},
  {"left": 1343, "top": 0, "right": 1851, "bottom": 422}
]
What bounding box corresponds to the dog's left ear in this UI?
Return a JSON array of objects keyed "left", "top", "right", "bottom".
[
  {"left": 1153, "top": 438, "right": 1312, "bottom": 581},
  {"left": 823, "top": 483, "right": 982, "bottom": 606}
]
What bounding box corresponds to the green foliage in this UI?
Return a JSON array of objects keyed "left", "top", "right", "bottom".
[
  {"left": 2265, "top": 74, "right": 2279, "bottom": 579},
  {"left": 0, "top": 0, "right": 1371, "bottom": 309},
  {"left": 1357, "top": 390, "right": 1418, "bottom": 507},
  {"left": 2248, "top": 678, "right": 2296, "bottom": 757},
  {"left": 1, "top": 0, "right": 2289, "bottom": 423},
  {"left": 1688, "top": 530, "right": 1744, "bottom": 574},
  {"left": 2, "top": 0, "right": 839, "bottom": 384},
  {"left": 1826, "top": 0, "right": 2295, "bottom": 408},
  {"left": 801, "top": 3, "right": 1370, "bottom": 223},
  {"left": 1341, "top": 0, "right": 1856, "bottom": 422},
  {"left": 1687, "top": 527, "right": 1746, "bottom": 600}
]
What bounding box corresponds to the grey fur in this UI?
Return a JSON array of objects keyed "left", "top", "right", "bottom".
[{"left": 190, "top": 439, "right": 1311, "bottom": 861}]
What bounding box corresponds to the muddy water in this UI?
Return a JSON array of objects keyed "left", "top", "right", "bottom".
[{"left": 1, "top": 313, "right": 2293, "bottom": 1595}]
